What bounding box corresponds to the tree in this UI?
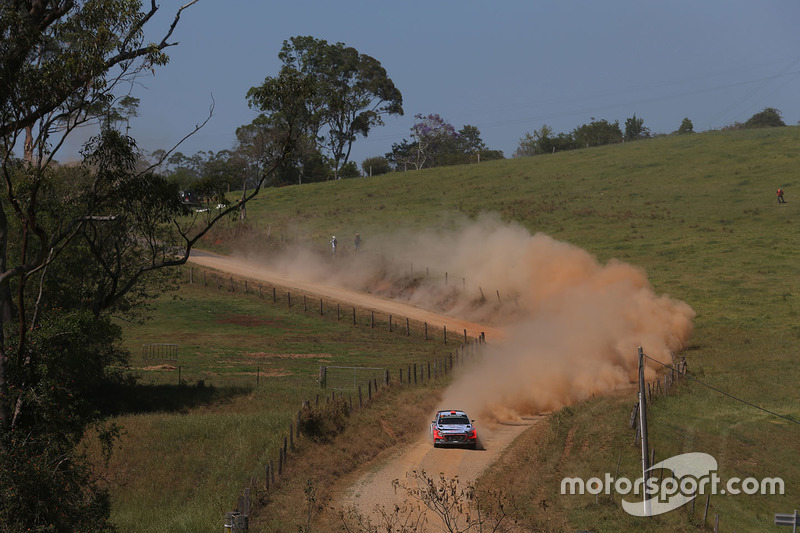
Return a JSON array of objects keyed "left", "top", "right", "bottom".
[
  {"left": 455, "top": 125, "right": 482, "bottom": 152},
  {"left": 745, "top": 107, "right": 785, "bottom": 128},
  {"left": 676, "top": 117, "right": 694, "bottom": 135},
  {"left": 515, "top": 125, "right": 576, "bottom": 157},
  {"left": 514, "top": 132, "right": 537, "bottom": 158},
  {"left": 249, "top": 36, "right": 403, "bottom": 180},
  {"left": 0, "top": 2, "right": 294, "bottom": 530},
  {"left": 624, "top": 113, "right": 650, "bottom": 141},
  {"left": 409, "top": 113, "right": 457, "bottom": 170},
  {"left": 361, "top": 156, "right": 390, "bottom": 176},
  {"left": 236, "top": 112, "right": 328, "bottom": 187},
  {"left": 451, "top": 124, "right": 503, "bottom": 164},
  {"left": 338, "top": 161, "right": 360, "bottom": 179},
  {"left": 573, "top": 118, "right": 623, "bottom": 148},
  {"left": 385, "top": 138, "right": 416, "bottom": 172}
]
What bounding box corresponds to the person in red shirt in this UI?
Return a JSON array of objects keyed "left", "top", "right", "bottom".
[{"left": 777, "top": 188, "right": 786, "bottom": 203}]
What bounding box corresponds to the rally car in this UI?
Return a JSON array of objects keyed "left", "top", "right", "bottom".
[{"left": 430, "top": 409, "right": 477, "bottom": 449}]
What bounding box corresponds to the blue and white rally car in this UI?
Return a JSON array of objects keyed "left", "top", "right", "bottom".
[{"left": 430, "top": 409, "right": 477, "bottom": 449}]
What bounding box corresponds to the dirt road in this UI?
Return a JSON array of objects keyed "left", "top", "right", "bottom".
[
  {"left": 188, "top": 250, "right": 537, "bottom": 523},
  {"left": 343, "top": 417, "right": 543, "bottom": 525},
  {"left": 188, "top": 250, "right": 502, "bottom": 342}
]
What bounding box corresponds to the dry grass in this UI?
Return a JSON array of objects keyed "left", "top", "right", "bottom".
[{"left": 249, "top": 384, "right": 442, "bottom": 531}]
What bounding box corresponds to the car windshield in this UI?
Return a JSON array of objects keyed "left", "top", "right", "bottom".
[{"left": 439, "top": 415, "right": 469, "bottom": 425}]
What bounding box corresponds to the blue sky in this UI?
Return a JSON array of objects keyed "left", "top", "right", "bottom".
[{"left": 87, "top": 0, "right": 800, "bottom": 165}]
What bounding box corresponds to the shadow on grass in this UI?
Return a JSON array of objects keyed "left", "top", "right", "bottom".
[{"left": 93, "top": 380, "right": 253, "bottom": 416}]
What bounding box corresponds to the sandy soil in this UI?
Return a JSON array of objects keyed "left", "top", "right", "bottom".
[{"left": 187, "top": 250, "right": 539, "bottom": 524}]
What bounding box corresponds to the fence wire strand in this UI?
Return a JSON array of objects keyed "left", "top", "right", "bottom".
[{"left": 642, "top": 353, "right": 800, "bottom": 427}]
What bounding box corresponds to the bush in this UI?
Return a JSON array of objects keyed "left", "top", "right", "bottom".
[
  {"left": 361, "top": 156, "right": 390, "bottom": 176},
  {"left": 297, "top": 396, "right": 350, "bottom": 441}
]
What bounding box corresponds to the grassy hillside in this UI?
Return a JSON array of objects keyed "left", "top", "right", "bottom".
[
  {"left": 201, "top": 127, "right": 800, "bottom": 530},
  {"left": 112, "top": 127, "right": 800, "bottom": 531}
]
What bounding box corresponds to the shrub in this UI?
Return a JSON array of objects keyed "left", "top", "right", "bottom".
[{"left": 297, "top": 396, "right": 350, "bottom": 441}]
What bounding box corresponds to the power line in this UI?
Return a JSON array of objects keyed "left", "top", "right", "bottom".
[{"left": 642, "top": 353, "right": 800, "bottom": 427}]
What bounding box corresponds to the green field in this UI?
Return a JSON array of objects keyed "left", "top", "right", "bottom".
[
  {"left": 106, "top": 281, "right": 454, "bottom": 532},
  {"left": 110, "top": 127, "right": 800, "bottom": 531}
]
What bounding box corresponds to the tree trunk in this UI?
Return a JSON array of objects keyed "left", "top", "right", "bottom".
[
  {"left": 239, "top": 182, "right": 247, "bottom": 221},
  {"left": 0, "top": 204, "right": 13, "bottom": 431},
  {"left": 23, "top": 125, "right": 33, "bottom": 162}
]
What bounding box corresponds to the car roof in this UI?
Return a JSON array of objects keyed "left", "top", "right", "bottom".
[{"left": 436, "top": 410, "right": 469, "bottom": 417}]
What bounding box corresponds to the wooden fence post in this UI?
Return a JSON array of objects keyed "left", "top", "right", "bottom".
[
  {"left": 443, "top": 325, "right": 447, "bottom": 344},
  {"left": 406, "top": 318, "right": 410, "bottom": 336}
]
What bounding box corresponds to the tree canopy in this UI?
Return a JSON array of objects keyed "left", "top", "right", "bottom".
[
  {"left": 0, "top": 2, "right": 291, "bottom": 530},
  {"left": 515, "top": 117, "right": 624, "bottom": 158},
  {"left": 624, "top": 113, "right": 650, "bottom": 141},
  {"left": 676, "top": 117, "right": 695, "bottom": 134},
  {"left": 386, "top": 114, "right": 503, "bottom": 171},
  {"left": 744, "top": 107, "right": 785, "bottom": 128},
  {"left": 247, "top": 35, "right": 403, "bottom": 179}
]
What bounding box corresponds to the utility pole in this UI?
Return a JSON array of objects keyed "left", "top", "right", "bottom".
[{"left": 638, "top": 346, "right": 651, "bottom": 517}]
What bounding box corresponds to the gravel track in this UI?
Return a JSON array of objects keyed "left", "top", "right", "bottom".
[{"left": 188, "top": 250, "right": 539, "bottom": 524}]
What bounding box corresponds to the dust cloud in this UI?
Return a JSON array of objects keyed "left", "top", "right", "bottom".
[{"left": 239, "top": 213, "right": 695, "bottom": 423}]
